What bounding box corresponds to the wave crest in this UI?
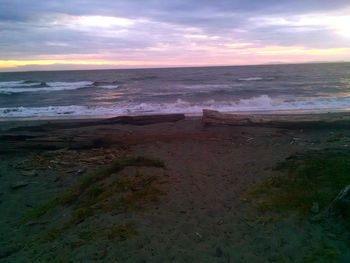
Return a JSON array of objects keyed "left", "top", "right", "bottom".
[
  {"left": 237, "top": 77, "right": 276, "bottom": 81},
  {"left": 1, "top": 95, "right": 350, "bottom": 118},
  {"left": 0, "top": 80, "right": 120, "bottom": 94}
]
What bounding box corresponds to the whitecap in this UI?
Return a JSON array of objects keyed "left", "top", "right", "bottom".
[
  {"left": 237, "top": 77, "right": 276, "bottom": 81},
  {"left": 2, "top": 95, "right": 350, "bottom": 119},
  {"left": 0, "top": 81, "right": 93, "bottom": 94}
]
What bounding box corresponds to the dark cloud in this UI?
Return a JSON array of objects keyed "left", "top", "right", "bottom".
[
  {"left": 0, "top": 0, "right": 350, "bottom": 64},
  {"left": 2, "top": 0, "right": 350, "bottom": 21}
]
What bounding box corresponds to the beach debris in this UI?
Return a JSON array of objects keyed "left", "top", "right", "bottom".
[
  {"left": 11, "top": 181, "right": 29, "bottom": 190},
  {"left": 67, "top": 168, "right": 86, "bottom": 175},
  {"left": 202, "top": 109, "right": 350, "bottom": 127},
  {"left": 325, "top": 185, "right": 350, "bottom": 216},
  {"left": 202, "top": 109, "right": 253, "bottom": 126},
  {"left": 193, "top": 232, "right": 203, "bottom": 243},
  {"left": 195, "top": 232, "right": 202, "bottom": 239},
  {"left": 289, "top": 137, "right": 301, "bottom": 144},
  {"left": 102, "top": 113, "right": 185, "bottom": 125},
  {"left": 75, "top": 168, "right": 86, "bottom": 175},
  {"left": 311, "top": 185, "right": 350, "bottom": 221},
  {"left": 217, "top": 219, "right": 224, "bottom": 225},
  {"left": 243, "top": 136, "right": 254, "bottom": 142}
]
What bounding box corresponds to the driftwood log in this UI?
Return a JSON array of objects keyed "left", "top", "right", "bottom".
[
  {"left": 202, "top": 109, "right": 350, "bottom": 128},
  {"left": 101, "top": 114, "right": 185, "bottom": 126},
  {"left": 0, "top": 114, "right": 185, "bottom": 152},
  {"left": 7, "top": 113, "right": 185, "bottom": 132}
]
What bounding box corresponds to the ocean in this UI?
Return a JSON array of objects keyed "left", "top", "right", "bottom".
[{"left": 0, "top": 63, "right": 350, "bottom": 119}]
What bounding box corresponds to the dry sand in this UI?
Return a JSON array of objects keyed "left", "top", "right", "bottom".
[{"left": 0, "top": 116, "right": 350, "bottom": 262}]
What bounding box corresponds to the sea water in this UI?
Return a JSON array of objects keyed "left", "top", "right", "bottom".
[{"left": 0, "top": 63, "right": 350, "bottom": 119}]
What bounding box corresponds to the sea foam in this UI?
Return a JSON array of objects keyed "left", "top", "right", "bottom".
[
  {"left": 1, "top": 95, "right": 350, "bottom": 118},
  {"left": 0, "top": 80, "right": 119, "bottom": 94}
]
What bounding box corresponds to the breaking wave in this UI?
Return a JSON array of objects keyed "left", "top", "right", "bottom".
[
  {"left": 0, "top": 80, "right": 119, "bottom": 94},
  {"left": 237, "top": 77, "right": 276, "bottom": 81},
  {"left": 1, "top": 95, "right": 350, "bottom": 118}
]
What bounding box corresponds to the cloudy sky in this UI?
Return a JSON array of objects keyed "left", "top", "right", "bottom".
[{"left": 1, "top": 0, "right": 350, "bottom": 71}]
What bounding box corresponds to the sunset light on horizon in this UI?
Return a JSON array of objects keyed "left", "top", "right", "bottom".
[{"left": 1, "top": 1, "right": 350, "bottom": 71}]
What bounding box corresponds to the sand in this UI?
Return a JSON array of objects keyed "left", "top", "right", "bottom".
[{"left": 0, "top": 116, "right": 350, "bottom": 262}]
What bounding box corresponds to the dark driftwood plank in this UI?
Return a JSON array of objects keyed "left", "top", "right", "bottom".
[
  {"left": 8, "top": 114, "right": 185, "bottom": 132},
  {"left": 0, "top": 114, "right": 185, "bottom": 153},
  {"left": 100, "top": 114, "right": 185, "bottom": 125}
]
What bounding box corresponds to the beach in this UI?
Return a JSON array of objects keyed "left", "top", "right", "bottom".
[
  {"left": 1, "top": 113, "right": 350, "bottom": 262},
  {"left": 1, "top": 0, "right": 350, "bottom": 261}
]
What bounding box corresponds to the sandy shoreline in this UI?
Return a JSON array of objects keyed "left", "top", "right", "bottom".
[{"left": 1, "top": 114, "right": 350, "bottom": 262}]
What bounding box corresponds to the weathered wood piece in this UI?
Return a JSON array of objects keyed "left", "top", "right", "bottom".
[
  {"left": 202, "top": 109, "right": 253, "bottom": 126},
  {"left": 202, "top": 109, "right": 350, "bottom": 128},
  {"left": 7, "top": 114, "right": 185, "bottom": 132}
]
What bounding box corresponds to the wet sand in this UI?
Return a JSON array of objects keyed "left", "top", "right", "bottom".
[{"left": 1, "top": 115, "right": 350, "bottom": 262}]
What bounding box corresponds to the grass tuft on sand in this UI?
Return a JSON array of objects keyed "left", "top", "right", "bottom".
[
  {"left": 249, "top": 151, "right": 350, "bottom": 215},
  {"left": 60, "top": 156, "right": 165, "bottom": 205},
  {"left": 20, "top": 198, "right": 60, "bottom": 224},
  {"left": 107, "top": 223, "right": 138, "bottom": 242},
  {"left": 21, "top": 156, "right": 165, "bottom": 224}
]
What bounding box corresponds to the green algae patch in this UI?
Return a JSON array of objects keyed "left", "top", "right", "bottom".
[{"left": 249, "top": 150, "right": 350, "bottom": 216}]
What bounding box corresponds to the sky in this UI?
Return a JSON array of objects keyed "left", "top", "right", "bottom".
[{"left": 1, "top": 0, "right": 350, "bottom": 71}]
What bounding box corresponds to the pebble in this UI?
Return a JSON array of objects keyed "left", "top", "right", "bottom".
[
  {"left": 75, "top": 168, "right": 86, "bottom": 175},
  {"left": 217, "top": 220, "right": 224, "bottom": 225},
  {"left": 194, "top": 232, "right": 202, "bottom": 243},
  {"left": 67, "top": 168, "right": 87, "bottom": 175}
]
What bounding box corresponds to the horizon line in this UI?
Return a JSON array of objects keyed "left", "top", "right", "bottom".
[{"left": 0, "top": 60, "right": 349, "bottom": 74}]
